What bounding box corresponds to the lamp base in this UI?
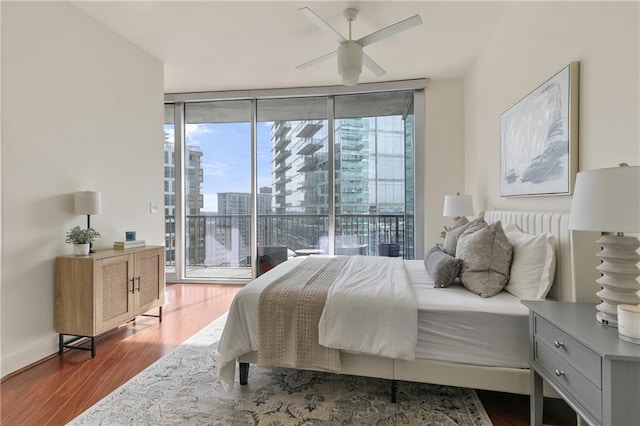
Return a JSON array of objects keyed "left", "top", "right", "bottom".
[{"left": 594, "top": 235, "right": 640, "bottom": 328}]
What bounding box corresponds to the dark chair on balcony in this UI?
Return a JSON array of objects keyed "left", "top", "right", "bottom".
[{"left": 257, "top": 246, "right": 288, "bottom": 276}]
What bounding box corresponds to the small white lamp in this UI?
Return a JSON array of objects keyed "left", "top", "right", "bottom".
[
  {"left": 74, "top": 191, "right": 102, "bottom": 253},
  {"left": 568, "top": 164, "right": 640, "bottom": 327},
  {"left": 443, "top": 193, "right": 474, "bottom": 219}
]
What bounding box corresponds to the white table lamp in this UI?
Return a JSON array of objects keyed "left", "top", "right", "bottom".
[
  {"left": 568, "top": 164, "right": 640, "bottom": 327},
  {"left": 443, "top": 193, "right": 474, "bottom": 219},
  {"left": 74, "top": 191, "right": 102, "bottom": 253}
]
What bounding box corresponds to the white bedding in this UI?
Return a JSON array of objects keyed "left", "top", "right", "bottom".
[
  {"left": 405, "top": 260, "right": 529, "bottom": 368},
  {"left": 319, "top": 256, "right": 417, "bottom": 361},
  {"left": 218, "top": 255, "right": 529, "bottom": 391}
]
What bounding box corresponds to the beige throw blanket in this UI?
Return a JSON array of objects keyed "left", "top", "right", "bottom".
[{"left": 257, "top": 256, "right": 348, "bottom": 372}]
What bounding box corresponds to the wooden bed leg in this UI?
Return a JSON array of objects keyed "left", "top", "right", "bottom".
[
  {"left": 239, "top": 362, "right": 249, "bottom": 385},
  {"left": 391, "top": 379, "right": 397, "bottom": 403}
]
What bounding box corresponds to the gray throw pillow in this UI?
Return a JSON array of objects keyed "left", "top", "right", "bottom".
[
  {"left": 456, "top": 221, "right": 513, "bottom": 297},
  {"left": 442, "top": 217, "right": 471, "bottom": 256},
  {"left": 459, "top": 216, "right": 488, "bottom": 238},
  {"left": 424, "top": 245, "right": 463, "bottom": 288}
]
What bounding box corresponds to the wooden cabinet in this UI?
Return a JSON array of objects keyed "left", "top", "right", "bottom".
[{"left": 56, "top": 246, "right": 165, "bottom": 357}]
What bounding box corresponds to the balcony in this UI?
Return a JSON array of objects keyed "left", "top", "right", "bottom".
[{"left": 164, "top": 213, "right": 411, "bottom": 278}]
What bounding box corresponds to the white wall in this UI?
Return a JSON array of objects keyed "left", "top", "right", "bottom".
[
  {"left": 465, "top": 1, "right": 639, "bottom": 212},
  {"left": 424, "top": 79, "right": 465, "bottom": 248},
  {"left": 1, "top": 1, "right": 164, "bottom": 376}
]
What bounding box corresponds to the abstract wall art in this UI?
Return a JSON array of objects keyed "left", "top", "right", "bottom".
[{"left": 500, "top": 62, "right": 579, "bottom": 196}]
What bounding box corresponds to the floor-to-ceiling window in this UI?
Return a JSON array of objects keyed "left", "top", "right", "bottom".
[
  {"left": 182, "top": 101, "right": 252, "bottom": 280},
  {"left": 334, "top": 91, "right": 414, "bottom": 258},
  {"left": 165, "top": 80, "right": 425, "bottom": 282},
  {"left": 256, "top": 97, "right": 329, "bottom": 272},
  {"left": 163, "top": 104, "right": 176, "bottom": 278}
]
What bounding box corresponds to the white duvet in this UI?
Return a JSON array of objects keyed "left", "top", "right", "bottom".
[
  {"left": 318, "top": 256, "right": 418, "bottom": 361},
  {"left": 218, "top": 255, "right": 418, "bottom": 391}
]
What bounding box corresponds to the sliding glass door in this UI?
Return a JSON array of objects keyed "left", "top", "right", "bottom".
[
  {"left": 183, "top": 101, "right": 253, "bottom": 280},
  {"left": 334, "top": 91, "right": 414, "bottom": 258},
  {"left": 256, "top": 98, "right": 329, "bottom": 271}
]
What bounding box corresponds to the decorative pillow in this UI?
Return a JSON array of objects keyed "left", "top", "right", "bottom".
[
  {"left": 460, "top": 216, "right": 489, "bottom": 237},
  {"left": 503, "top": 223, "right": 520, "bottom": 234},
  {"left": 451, "top": 216, "right": 470, "bottom": 228},
  {"left": 424, "top": 245, "right": 463, "bottom": 288},
  {"left": 442, "top": 217, "right": 471, "bottom": 256},
  {"left": 456, "top": 221, "right": 513, "bottom": 297},
  {"left": 504, "top": 228, "right": 556, "bottom": 300}
]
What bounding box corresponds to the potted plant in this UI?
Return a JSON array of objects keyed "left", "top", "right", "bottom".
[{"left": 65, "top": 226, "right": 101, "bottom": 255}]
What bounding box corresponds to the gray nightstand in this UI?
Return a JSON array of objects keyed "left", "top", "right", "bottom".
[{"left": 522, "top": 301, "right": 640, "bottom": 426}]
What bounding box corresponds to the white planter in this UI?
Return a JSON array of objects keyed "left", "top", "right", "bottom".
[{"left": 73, "top": 243, "right": 90, "bottom": 256}]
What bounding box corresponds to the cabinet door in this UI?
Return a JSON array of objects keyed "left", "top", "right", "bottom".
[
  {"left": 133, "top": 248, "right": 164, "bottom": 315},
  {"left": 95, "top": 254, "right": 135, "bottom": 333}
]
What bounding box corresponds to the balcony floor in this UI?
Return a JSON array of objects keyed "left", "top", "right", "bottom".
[{"left": 166, "top": 265, "right": 252, "bottom": 280}]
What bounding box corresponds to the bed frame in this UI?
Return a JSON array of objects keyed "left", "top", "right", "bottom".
[{"left": 237, "top": 210, "right": 599, "bottom": 398}]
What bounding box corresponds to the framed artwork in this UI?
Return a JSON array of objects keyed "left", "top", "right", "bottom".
[{"left": 500, "top": 62, "right": 579, "bottom": 196}]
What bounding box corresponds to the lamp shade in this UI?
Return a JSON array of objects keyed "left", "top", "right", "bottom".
[
  {"left": 74, "top": 191, "right": 102, "bottom": 215},
  {"left": 338, "top": 41, "right": 363, "bottom": 86},
  {"left": 568, "top": 165, "right": 639, "bottom": 233},
  {"left": 443, "top": 194, "right": 474, "bottom": 217}
]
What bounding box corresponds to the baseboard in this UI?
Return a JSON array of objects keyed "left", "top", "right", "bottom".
[{"left": 1, "top": 333, "right": 59, "bottom": 381}]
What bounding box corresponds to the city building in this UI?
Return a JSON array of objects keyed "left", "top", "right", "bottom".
[{"left": 164, "top": 140, "right": 203, "bottom": 264}]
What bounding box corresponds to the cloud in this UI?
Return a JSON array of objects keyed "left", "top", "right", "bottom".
[
  {"left": 184, "top": 123, "right": 215, "bottom": 147},
  {"left": 202, "top": 161, "right": 230, "bottom": 178}
]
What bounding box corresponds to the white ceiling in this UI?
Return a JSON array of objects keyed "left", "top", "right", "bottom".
[{"left": 72, "top": 1, "right": 512, "bottom": 94}]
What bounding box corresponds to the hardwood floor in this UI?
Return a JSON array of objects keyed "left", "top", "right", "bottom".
[{"left": 1, "top": 283, "right": 576, "bottom": 425}]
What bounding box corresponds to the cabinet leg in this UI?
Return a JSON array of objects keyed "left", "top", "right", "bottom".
[
  {"left": 139, "top": 306, "right": 163, "bottom": 323},
  {"left": 58, "top": 334, "right": 95, "bottom": 357},
  {"left": 391, "top": 380, "right": 397, "bottom": 403},
  {"left": 530, "top": 369, "right": 543, "bottom": 426}
]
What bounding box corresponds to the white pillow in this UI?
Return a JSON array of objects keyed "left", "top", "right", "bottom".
[{"left": 503, "top": 226, "right": 556, "bottom": 300}]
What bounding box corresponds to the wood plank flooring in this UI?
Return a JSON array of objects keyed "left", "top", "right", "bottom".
[{"left": 1, "top": 283, "right": 576, "bottom": 425}]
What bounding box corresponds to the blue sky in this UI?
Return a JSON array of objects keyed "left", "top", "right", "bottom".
[{"left": 165, "top": 122, "right": 273, "bottom": 212}]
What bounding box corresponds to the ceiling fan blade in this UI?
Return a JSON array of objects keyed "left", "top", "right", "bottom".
[
  {"left": 296, "top": 50, "right": 337, "bottom": 70},
  {"left": 363, "top": 54, "right": 386, "bottom": 77},
  {"left": 357, "top": 15, "right": 422, "bottom": 47},
  {"left": 299, "top": 7, "right": 346, "bottom": 44}
]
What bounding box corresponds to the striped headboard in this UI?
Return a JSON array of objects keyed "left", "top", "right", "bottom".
[{"left": 484, "top": 210, "right": 599, "bottom": 303}]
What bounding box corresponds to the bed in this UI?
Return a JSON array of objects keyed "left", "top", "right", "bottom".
[{"left": 218, "top": 210, "right": 599, "bottom": 398}]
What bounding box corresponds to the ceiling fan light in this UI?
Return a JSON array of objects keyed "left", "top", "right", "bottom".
[
  {"left": 341, "top": 67, "right": 361, "bottom": 86},
  {"left": 337, "top": 41, "right": 363, "bottom": 86}
]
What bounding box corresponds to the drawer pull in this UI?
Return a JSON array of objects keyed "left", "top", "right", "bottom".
[
  {"left": 553, "top": 341, "right": 564, "bottom": 348},
  {"left": 554, "top": 369, "right": 564, "bottom": 377}
]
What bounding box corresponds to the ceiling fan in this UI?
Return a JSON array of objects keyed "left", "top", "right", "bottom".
[{"left": 296, "top": 7, "right": 422, "bottom": 86}]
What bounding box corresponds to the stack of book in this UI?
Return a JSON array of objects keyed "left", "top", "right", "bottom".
[{"left": 113, "top": 240, "right": 146, "bottom": 250}]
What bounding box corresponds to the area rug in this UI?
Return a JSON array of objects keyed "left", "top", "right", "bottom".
[{"left": 70, "top": 313, "right": 493, "bottom": 425}]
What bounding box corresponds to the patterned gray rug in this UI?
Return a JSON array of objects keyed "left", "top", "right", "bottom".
[{"left": 70, "top": 313, "right": 492, "bottom": 425}]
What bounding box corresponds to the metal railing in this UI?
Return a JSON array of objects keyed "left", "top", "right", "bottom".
[{"left": 165, "top": 213, "right": 411, "bottom": 267}]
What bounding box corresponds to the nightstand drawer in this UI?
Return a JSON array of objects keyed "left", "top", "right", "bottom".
[
  {"left": 534, "top": 314, "right": 601, "bottom": 388},
  {"left": 535, "top": 340, "right": 602, "bottom": 422}
]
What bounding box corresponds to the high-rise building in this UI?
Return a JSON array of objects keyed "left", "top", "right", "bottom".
[
  {"left": 164, "top": 140, "right": 204, "bottom": 264},
  {"left": 269, "top": 116, "right": 408, "bottom": 253},
  {"left": 218, "top": 187, "right": 272, "bottom": 215}
]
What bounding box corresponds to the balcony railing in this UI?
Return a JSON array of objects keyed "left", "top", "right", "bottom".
[{"left": 164, "top": 213, "right": 411, "bottom": 267}]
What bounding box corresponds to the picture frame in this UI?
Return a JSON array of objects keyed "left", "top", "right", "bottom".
[{"left": 500, "top": 62, "right": 579, "bottom": 197}]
